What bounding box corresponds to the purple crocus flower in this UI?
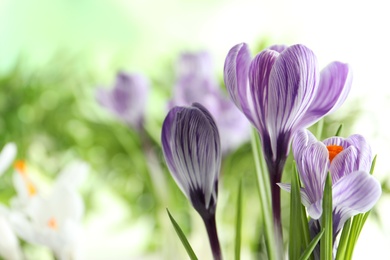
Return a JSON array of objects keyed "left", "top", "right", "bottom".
[
  {"left": 161, "top": 102, "right": 222, "bottom": 260},
  {"left": 96, "top": 72, "right": 149, "bottom": 130},
  {"left": 279, "top": 129, "right": 381, "bottom": 236},
  {"left": 224, "top": 43, "right": 352, "bottom": 226},
  {"left": 169, "top": 51, "right": 250, "bottom": 154}
]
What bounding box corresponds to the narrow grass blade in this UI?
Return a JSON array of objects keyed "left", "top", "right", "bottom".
[
  {"left": 289, "top": 162, "right": 303, "bottom": 260},
  {"left": 235, "top": 179, "right": 243, "bottom": 260},
  {"left": 320, "top": 173, "right": 333, "bottom": 260},
  {"left": 166, "top": 209, "right": 198, "bottom": 260},
  {"left": 251, "top": 129, "right": 277, "bottom": 260},
  {"left": 334, "top": 124, "right": 343, "bottom": 136},
  {"left": 369, "top": 155, "right": 377, "bottom": 175},
  {"left": 299, "top": 229, "right": 325, "bottom": 260},
  {"left": 335, "top": 218, "right": 351, "bottom": 260}
]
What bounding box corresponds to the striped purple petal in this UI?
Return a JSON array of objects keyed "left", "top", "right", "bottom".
[
  {"left": 298, "top": 62, "right": 352, "bottom": 127},
  {"left": 268, "top": 44, "right": 319, "bottom": 141},
  {"left": 332, "top": 171, "right": 381, "bottom": 233},
  {"left": 224, "top": 43, "right": 253, "bottom": 119},
  {"left": 161, "top": 103, "right": 221, "bottom": 215},
  {"left": 295, "top": 139, "right": 329, "bottom": 219}
]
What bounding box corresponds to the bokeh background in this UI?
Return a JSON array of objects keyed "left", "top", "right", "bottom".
[{"left": 1, "top": 0, "right": 389, "bottom": 259}]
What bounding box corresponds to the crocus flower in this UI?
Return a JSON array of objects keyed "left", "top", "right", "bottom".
[
  {"left": 96, "top": 71, "right": 149, "bottom": 130},
  {"left": 279, "top": 129, "right": 381, "bottom": 236},
  {"left": 224, "top": 43, "right": 352, "bottom": 225},
  {"left": 9, "top": 160, "right": 88, "bottom": 260},
  {"left": 169, "top": 51, "right": 250, "bottom": 154},
  {"left": 162, "top": 102, "right": 222, "bottom": 260},
  {"left": 10, "top": 184, "right": 85, "bottom": 260}
]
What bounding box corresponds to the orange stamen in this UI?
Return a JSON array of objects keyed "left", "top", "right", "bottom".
[
  {"left": 14, "top": 160, "right": 37, "bottom": 196},
  {"left": 14, "top": 160, "right": 26, "bottom": 175},
  {"left": 47, "top": 217, "right": 58, "bottom": 230},
  {"left": 327, "top": 145, "right": 344, "bottom": 162}
]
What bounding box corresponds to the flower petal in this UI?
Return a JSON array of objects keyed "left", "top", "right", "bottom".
[
  {"left": 267, "top": 44, "right": 319, "bottom": 156},
  {"left": 292, "top": 129, "right": 318, "bottom": 161},
  {"left": 295, "top": 141, "right": 329, "bottom": 219},
  {"left": 329, "top": 146, "right": 358, "bottom": 184},
  {"left": 224, "top": 43, "right": 253, "bottom": 119},
  {"left": 0, "top": 143, "right": 17, "bottom": 176},
  {"left": 268, "top": 44, "right": 288, "bottom": 53},
  {"left": 298, "top": 62, "right": 352, "bottom": 127},
  {"left": 332, "top": 171, "right": 381, "bottom": 233},
  {"left": 346, "top": 134, "right": 372, "bottom": 172},
  {"left": 248, "top": 49, "right": 280, "bottom": 132}
]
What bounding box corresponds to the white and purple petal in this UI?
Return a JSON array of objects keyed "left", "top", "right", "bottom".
[
  {"left": 332, "top": 171, "right": 381, "bottom": 233},
  {"left": 248, "top": 49, "right": 279, "bottom": 133},
  {"left": 298, "top": 62, "right": 352, "bottom": 127},
  {"left": 328, "top": 146, "right": 358, "bottom": 184},
  {"left": 267, "top": 44, "right": 319, "bottom": 158},
  {"left": 346, "top": 134, "right": 372, "bottom": 172},
  {"left": 296, "top": 141, "right": 329, "bottom": 219},
  {"left": 224, "top": 43, "right": 253, "bottom": 119}
]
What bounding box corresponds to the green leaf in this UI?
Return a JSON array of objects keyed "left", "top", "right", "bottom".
[
  {"left": 335, "top": 124, "right": 343, "bottom": 136},
  {"left": 250, "top": 128, "right": 277, "bottom": 260},
  {"left": 335, "top": 218, "right": 351, "bottom": 260},
  {"left": 320, "top": 173, "right": 333, "bottom": 260},
  {"left": 370, "top": 155, "right": 377, "bottom": 175},
  {"left": 299, "top": 229, "right": 325, "bottom": 260},
  {"left": 289, "top": 162, "right": 303, "bottom": 260},
  {"left": 166, "top": 209, "right": 198, "bottom": 260},
  {"left": 235, "top": 179, "right": 243, "bottom": 260}
]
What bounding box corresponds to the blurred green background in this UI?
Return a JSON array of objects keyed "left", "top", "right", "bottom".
[{"left": 1, "top": 0, "right": 390, "bottom": 259}]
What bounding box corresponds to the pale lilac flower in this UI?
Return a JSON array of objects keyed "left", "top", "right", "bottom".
[
  {"left": 161, "top": 103, "right": 222, "bottom": 259},
  {"left": 169, "top": 51, "right": 250, "bottom": 154},
  {"left": 224, "top": 43, "right": 352, "bottom": 224},
  {"left": 279, "top": 129, "right": 381, "bottom": 235},
  {"left": 96, "top": 72, "right": 149, "bottom": 130}
]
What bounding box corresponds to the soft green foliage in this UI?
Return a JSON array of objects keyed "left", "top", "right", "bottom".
[{"left": 251, "top": 129, "right": 277, "bottom": 260}]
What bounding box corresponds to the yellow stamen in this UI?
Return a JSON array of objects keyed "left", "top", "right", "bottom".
[
  {"left": 47, "top": 217, "right": 58, "bottom": 230},
  {"left": 14, "top": 160, "right": 37, "bottom": 196},
  {"left": 327, "top": 145, "right": 344, "bottom": 162}
]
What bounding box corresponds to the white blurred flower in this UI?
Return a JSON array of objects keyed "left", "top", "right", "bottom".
[
  {"left": 11, "top": 160, "right": 39, "bottom": 214},
  {"left": 0, "top": 205, "right": 23, "bottom": 260},
  {"left": 0, "top": 143, "right": 17, "bottom": 176},
  {"left": 9, "top": 160, "right": 89, "bottom": 260}
]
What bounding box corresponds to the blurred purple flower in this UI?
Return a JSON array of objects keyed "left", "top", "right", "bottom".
[
  {"left": 279, "top": 129, "right": 381, "bottom": 236},
  {"left": 169, "top": 51, "right": 250, "bottom": 154},
  {"left": 162, "top": 103, "right": 222, "bottom": 259},
  {"left": 224, "top": 43, "right": 352, "bottom": 224},
  {"left": 96, "top": 72, "right": 149, "bottom": 130}
]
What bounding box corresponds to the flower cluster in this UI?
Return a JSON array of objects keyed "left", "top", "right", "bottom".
[
  {"left": 160, "top": 43, "right": 382, "bottom": 259},
  {"left": 0, "top": 143, "right": 88, "bottom": 260}
]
